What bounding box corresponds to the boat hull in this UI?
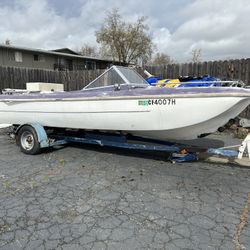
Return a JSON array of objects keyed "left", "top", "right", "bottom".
[{"left": 0, "top": 95, "right": 249, "bottom": 140}]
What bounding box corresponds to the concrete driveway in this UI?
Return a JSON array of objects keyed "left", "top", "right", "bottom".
[{"left": 0, "top": 130, "right": 250, "bottom": 250}]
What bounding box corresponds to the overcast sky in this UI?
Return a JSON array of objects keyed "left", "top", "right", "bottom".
[{"left": 0, "top": 0, "right": 250, "bottom": 62}]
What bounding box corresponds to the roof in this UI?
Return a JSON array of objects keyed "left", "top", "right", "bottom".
[
  {"left": 51, "top": 48, "right": 80, "bottom": 55},
  {"left": 0, "top": 44, "right": 116, "bottom": 63}
]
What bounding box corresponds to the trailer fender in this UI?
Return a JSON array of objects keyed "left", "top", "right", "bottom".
[{"left": 15, "top": 123, "right": 49, "bottom": 148}]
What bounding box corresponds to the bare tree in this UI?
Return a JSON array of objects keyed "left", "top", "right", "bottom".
[
  {"left": 5, "top": 39, "right": 11, "bottom": 45},
  {"left": 191, "top": 48, "right": 202, "bottom": 63},
  {"left": 149, "top": 52, "right": 174, "bottom": 66},
  {"left": 96, "top": 9, "right": 153, "bottom": 65},
  {"left": 78, "top": 44, "right": 99, "bottom": 57}
]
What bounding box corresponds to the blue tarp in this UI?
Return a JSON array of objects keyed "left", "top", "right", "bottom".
[{"left": 146, "top": 75, "right": 221, "bottom": 87}]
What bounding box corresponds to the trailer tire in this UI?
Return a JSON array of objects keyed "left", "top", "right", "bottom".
[{"left": 16, "top": 125, "right": 41, "bottom": 155}]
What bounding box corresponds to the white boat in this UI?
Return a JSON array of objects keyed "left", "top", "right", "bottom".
[{"left": 0, "top": 66, "right": 250, "bottom": 141}]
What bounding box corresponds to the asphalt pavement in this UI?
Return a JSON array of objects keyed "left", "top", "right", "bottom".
[{"left": 0, "top": 129, "right": 250, "bottom": 250}]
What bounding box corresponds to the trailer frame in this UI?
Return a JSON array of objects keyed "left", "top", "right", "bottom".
[{"left": 13, "top": 123, "right": 247, "bottom": 162}]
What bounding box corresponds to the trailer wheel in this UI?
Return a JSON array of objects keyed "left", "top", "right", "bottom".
[{"left": 16, "top": 125, "right": 41, "bottom": 155}]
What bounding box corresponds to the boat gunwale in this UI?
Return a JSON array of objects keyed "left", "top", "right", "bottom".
[{"left": 0, "top": 92, "right": 250, "bottom": 102}]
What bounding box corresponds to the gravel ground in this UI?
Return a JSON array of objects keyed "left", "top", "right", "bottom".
[{"left": 0, "top": 129, "right": 250, "bottom": 250}]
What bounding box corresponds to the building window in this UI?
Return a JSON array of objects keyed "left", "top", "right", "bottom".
[
  {"left": 33, "top": 54, "right": 45, "bottom": 62},
  {"left": 14, "top": 51, "right": 22, "bottom": 62},
  {"left": 8, "top": 51, "right": 15, "bottom": 61},
  {"left": 86, "top": 61, "right": 96, "bottom": 70},
  {"left": 33, "top": 54, "right": 39, "bottom": 61}
]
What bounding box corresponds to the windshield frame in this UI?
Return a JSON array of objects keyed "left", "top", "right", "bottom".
[{"left": 82, "top": 66, "right": 148, "bottom": 90}]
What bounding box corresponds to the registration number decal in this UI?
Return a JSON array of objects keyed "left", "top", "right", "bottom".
[{"left": 138, "top": 99, "right": 176, "bottom": 106}]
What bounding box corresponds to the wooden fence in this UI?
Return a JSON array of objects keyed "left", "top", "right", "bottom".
[
  {"left": 0, "top": 66, "right": 105, "bottom": 91},
  {"left": 1, "top": 58, "right": 250, "bottom": 91},
  {"left": 144, "top": 58, "right": 250, "bottom": 84}
]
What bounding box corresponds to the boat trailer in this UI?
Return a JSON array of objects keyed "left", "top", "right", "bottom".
[{"left": 12, "top": 123, "right": 250, "bottom": 163}]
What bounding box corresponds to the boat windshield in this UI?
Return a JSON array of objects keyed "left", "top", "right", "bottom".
[{"left": 83, "top": 66, "right": 147, "bottom": 90}]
